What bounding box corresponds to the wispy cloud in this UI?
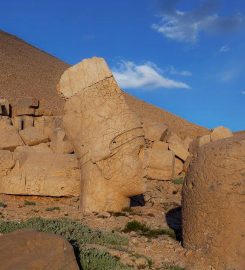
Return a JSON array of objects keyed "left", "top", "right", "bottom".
[
  {"left": 153, "top": 0, "right": 243, "bottom": 43},
  {"left": 241, "top": 91, "right": 245, "bottom": 95},
  {"left": 112, "top": 61, "right": 190, "bottom": 90},
  {"left": 166, "top": 66, "right": 192, "bottom": 76},
  {"left": 219, "top": 45, "right": 230, "bottom": 53}
]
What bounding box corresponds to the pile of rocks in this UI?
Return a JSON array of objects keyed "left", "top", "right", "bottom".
[
  {"left": 143, "top": 122, "right": 234, "bottom": 182},
  {"left": 0, "top": 97, "right": 80, "bottom": 197},
  {"left": 0, "top": 57, "right": 235, "bottom": 214},
  {"left": 143, "top": 120, "right": 192, "bottom": 181}
]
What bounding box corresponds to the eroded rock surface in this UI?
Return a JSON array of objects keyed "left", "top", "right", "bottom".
[
  {"left": 58, "top": 57, "right": 145, "bottom": 212},
  {"left": 182, "top": 136, "right": 245, "bottom": 270},
  {"left": 0, "top": 150, "right": 80, "bottom": 197},
  {"left": 0, "top": 230, "right": 79, "bottom": 270}
]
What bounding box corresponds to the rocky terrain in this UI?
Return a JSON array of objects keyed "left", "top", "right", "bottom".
[{"left": 0, "top": 30, "right": 244, "bottom": 270}]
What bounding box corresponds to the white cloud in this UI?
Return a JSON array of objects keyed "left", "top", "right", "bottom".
[
  {"left": 219, "top": 45, "right": 230, "bottom": 53},
  {"left": 241, "top": 91, "right": 245, "bottom": 95},
  {"left": 153, "top": 0, "right": 243, "bottom": 43},
  {"left": 167, "top": 66, "right": 192, "bottom": 76},
  {"left": 112, "top": 61, "right": 190, "bottom": 90},
  {"left": 152, "top": 13, "right": 218, "bottom": 43}
]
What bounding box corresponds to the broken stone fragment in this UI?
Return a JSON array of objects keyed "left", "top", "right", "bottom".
[
  {"left": 0, "top": 150, "right": 15, "bottom": 177},
  {"left": 58, "top": 57, "right": 145, "bottom": 212},
  {"left": 145, "top": 148, "right": 175, "bottom": 180},
  {"left": 12, "top": 115, "right": 34, "bottom": 131},
  {"left": 0, "top": 119, "right": 24, "bottom": 151},
  {"left": 167, "top": 133, "right": 190, "bottom": 161},
  {"left": 151, "top": 140, "right": 169, "bottom": 151},
  {"left": 19, "top": 126, "right": 49, "bottom": 146},
  {"left": 0, "top": 151, "right": 80, "bottom": 197},
  {"left": 50, "top": 128, "right": 74, "bottom": 154},
  {"left": 143, "top": 120, "right": 168, "bottom": 141},
  {"left": 31, "top": 143, "right": 53, "bottom": 153},
  {"left": 34, "top": 116, "right": 63, "bottom": 138},
  {"left": 210, "top": 126, "right": 233, "bottom": 142},
  {"left": 198, "top": 134, "right": 211, "bottom": 147}
]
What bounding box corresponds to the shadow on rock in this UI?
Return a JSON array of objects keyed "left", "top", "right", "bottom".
[{"left": 165, "top": 206, "right": 182, "bottom": 242}]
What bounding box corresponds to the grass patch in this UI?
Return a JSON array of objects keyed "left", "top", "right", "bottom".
[
  {"left": 45, "top": 206, "right": 60, "bottom": 211},
  {"left": 80, "top": 248, "right": 132, "bottom": 270},
  {"left": 0, "top": 217, "right": 131, "bottom": 270},
  {"left": 24, "top": 200, "right": 36, "bottom": 206},
  {"left": 172, "top": 177, "right": 184, "bottom": 185},
  {"left": 0, "top": 202, "right": 7, "bottom": 208},
  {"left": 123, "top": 220, "right": 176, "bottom": 239}
]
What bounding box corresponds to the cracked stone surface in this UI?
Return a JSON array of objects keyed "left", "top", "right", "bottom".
[
  {"left": 58, "top": 57, "right": 146, "bottom": 213},
  {"left": 182, "top": 136, "right": 245, "bottom": 270}
]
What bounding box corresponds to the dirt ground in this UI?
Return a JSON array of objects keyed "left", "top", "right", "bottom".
[{"left": 0, "top": 180, "right": 210, "bottom": 270}]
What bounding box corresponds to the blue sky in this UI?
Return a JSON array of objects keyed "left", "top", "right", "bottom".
[{"left": 0, "top": 0, "right": 244, "bottom": 131}]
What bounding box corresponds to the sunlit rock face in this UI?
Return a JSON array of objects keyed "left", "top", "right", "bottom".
[{"left": 58, "top": 57, "right": 146, "bottom": 213}]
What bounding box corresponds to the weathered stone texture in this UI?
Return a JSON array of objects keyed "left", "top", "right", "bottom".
[
  {"left": 182, "top": 137, "right": 245, "bottom": 270},
  {"left": 0, "top": 119, "right": 24, "bottom": 151},
  {"left": 0, "top": 151, "right": 80, "bottom": 197},
  {"left": 58, "top": 57, "right": 145, "bottom": 212},
  {"left": 145, "top": 148, "right": 174, "bottom": 180},
  {"left": 0, "top": 230, "right": 79, "bottom": 270}
]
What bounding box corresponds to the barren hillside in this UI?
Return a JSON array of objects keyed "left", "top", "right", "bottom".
[{"left": 0, "top": 30, "right": 209, "bottom": 138}]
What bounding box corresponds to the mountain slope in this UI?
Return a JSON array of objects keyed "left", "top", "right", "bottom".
[
  {"left": 0, "top": 30, "right": 209, "bottom": 138},
  {"left": 0, "top": 30, "right": 68, "bottom": 114}
]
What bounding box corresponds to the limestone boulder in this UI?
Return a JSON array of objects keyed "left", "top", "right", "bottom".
[
  {"left": 182, "top": 137, "right": 245, "bottom": 270},
  {"left": 167, "top": 133, "right": 189, "bottom": 161},
  {"left": 0, "top": 119, "right": 24, "bottom": 151},
  {"left": 34, "top": 116, "right": 63, "bottom": 138},
  {"left": 210, "top": 126, "right": 233, "bottom": 142},
  {"left": 143, "top": 120, "right": 168, "bottom": 141},
  {"left": 31, "top": 143, "right": 53, "bottom": 153},
  {"left": 19, "top": 126, "right": 49, "bottom": 146},
  {"left": 151, "top": 141, "right": 168, "bottom": 151},
  {"left": 145, "top": 148, "right": 174, "bottom": 180},
  {"left": 0, "top": 230, "right": 79, "bottom": 270},
  {"left": 0, "top": 150, "right": 15, "bottom": 177},
  {"left": 198, "top": 134, "right": 211, "bottom": 147},
  {"left": 12, "top": 115, "right": 34, "bottom": 131},
  {"left": 58, "top": 57, "right": 145, "bottom": 212},
  {"left": 50, "top": 128, "right": 74, "bottom": 154},
  {"left": 0, "top": 151, "right": 80, "bottom": 197}
]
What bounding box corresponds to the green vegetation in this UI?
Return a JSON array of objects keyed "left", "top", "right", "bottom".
[
  {"left": 0, "top": 202, "right": 7, "bottom": 208},
  {"left": 172, "top": 177, "right": 184, "bottom": 185},
  {"left": 24, "top": 200, "right": 36, "bottom": 206},
  {"left": 80, "top": 248, "right": 132, "bottom": 270},
  {"left": 0, "top": 217, "right": 131, "bottom": 270},
  {"left": 123, "top": 220, "right": 176, "bottom": 239},
  {"left": 45, "top": 206, "right": 60, "bottom": 211}
]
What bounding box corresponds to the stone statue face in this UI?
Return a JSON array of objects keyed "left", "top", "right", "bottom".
[{"left": 59, "top": 58, "right": 146, "bottom": 212}]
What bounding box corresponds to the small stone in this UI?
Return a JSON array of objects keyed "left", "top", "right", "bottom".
[{"left": 135, "top": 257, "right": 148, "bottom": 268}]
